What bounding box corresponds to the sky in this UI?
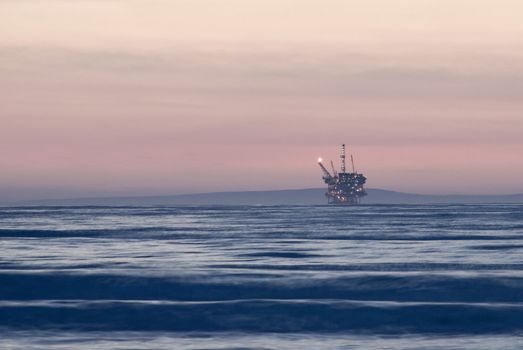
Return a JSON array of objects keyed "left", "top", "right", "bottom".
[{"left": 1, "top": 0, "right": 523, "bottom": 200}]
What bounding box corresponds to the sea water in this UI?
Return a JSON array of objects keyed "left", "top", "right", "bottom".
[{"left": 1, "top": 204, "right": 522, "bottom": 349}]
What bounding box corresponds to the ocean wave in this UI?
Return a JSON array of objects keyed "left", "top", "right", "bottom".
[
  {"left": 2, "top": 273, "right": 523, "bottom": 303},
  {"left": 1, "top": 299, "right": 522, "bottom": 333},
  {"left": 2, "top": 204, "right": 523, "bottom": 341},
  {"left": 1, "top": 228, "right": 522, "bottom": 241}
]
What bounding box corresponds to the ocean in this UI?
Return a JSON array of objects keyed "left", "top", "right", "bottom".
[{"left": 1, "top": 204, "right": 523, "bottom": 349}]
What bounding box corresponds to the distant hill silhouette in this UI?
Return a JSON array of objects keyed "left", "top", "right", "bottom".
[{"left": 14, "top": 188, "right": 523, "bottom": 206}]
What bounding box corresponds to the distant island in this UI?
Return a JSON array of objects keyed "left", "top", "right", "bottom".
[{"left": 12, "top": 188, "right": 523, "bottom": 206}]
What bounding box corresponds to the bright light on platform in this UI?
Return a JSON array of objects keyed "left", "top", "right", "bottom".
[{"left": 318, "top": 157, "right": 323, "bottom": 163}]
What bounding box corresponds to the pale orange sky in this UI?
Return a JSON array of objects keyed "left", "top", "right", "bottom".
[{"left": 1, "top": 0, "right": 522, "bottom": 200}]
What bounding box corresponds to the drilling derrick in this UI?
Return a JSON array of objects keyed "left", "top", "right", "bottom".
[{"left": 317, "top": 144, "right": 367, "bottom": 204}]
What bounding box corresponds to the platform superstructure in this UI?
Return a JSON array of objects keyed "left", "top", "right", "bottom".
[{"left": 318, "top": 144, "right": 367, "bottom": 204}]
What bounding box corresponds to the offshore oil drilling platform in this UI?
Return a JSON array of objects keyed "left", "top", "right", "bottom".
[{"left": 318, "top": 144, "right": 367, "bottom": 204}]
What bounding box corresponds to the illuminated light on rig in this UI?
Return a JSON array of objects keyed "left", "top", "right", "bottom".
[{"left": 318, "top": 157, "right": 323, "bottom": 163}]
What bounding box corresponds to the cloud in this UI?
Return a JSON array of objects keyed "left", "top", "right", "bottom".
[{"left": 2, "top": 45, "right": 523, "bottom": 102}]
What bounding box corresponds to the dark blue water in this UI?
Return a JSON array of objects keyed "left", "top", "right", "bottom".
[{"left": 1, "top": 204, "right": 523, "bottom": 349}]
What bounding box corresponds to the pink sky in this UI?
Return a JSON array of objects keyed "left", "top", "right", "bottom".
[{"left": 1, "top": 0, "right": 522, "bottom": 199}]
